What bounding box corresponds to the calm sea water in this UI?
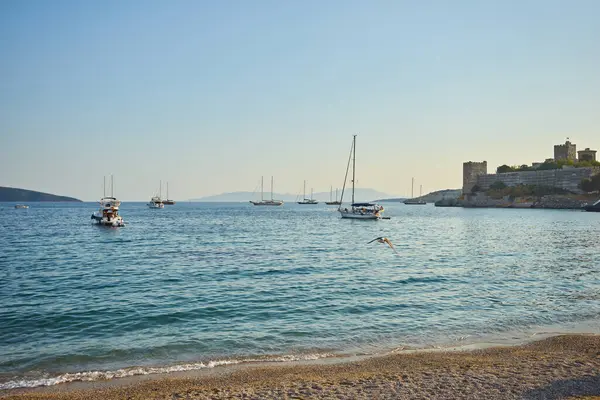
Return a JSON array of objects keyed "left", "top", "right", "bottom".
[{"left": 1, "top": 202, "right": 599, "bottom": 389}]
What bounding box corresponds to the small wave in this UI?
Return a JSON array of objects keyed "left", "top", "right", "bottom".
[{"left": 0, "top": 353, "right": 334, "bottom": 390}]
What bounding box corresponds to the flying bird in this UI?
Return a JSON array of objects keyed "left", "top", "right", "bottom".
[{"left": 367, "top": 237, "right": 398, "bottom": 254}]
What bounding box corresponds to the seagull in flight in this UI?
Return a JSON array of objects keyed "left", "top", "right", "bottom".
[{"left": 367, "top": 237, "right": 398, "bottom": 253}]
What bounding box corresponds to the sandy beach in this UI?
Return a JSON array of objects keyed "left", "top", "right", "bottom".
[{"left": 3, "top": 334, "right": 600, "bottom": 400}]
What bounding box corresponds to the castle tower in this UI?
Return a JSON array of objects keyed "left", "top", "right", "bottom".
[
  {"left": 577, "top": 148, "right": 597, "bottom": 162},
  {"left": 554, "top": 139, "right": 576, "bottom": 161},
  {"left": 462, "top": 161, "right": 487, "bottom": 194}
]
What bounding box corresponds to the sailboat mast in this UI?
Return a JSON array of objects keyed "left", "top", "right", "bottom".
[
  {"left": 111, "top": 175, "right": 114, "bottom": 197},
  {"left": 336, "top": 188, "right": 338, "bottom": 202},
  {"left": 103, "top": 176, "right": 106, "bottom": 197},
  {"left": 352, "top": 135, "right": 356, "bottom": 204},
  {"left": 271, "top": 176, "right": 274, "bottom": 201},
  {"left": 167, "top": 182, "right": 169, "bottom": 199},
  {"left": 330, "top": 186, "right": 332, "bottom": 202},
  {"left": 261, "top": 176, "right": 264, "bottom": 201},
  {"left": 420, "top": 184, "right": 422, "bottom": 197},
  {"left": 411, "top": 177, "right": 414, "bottom": 198},
  {"left": 338, "top": 137, "right": 354, "bottom": 208},
  {"left": 303, "top": 180, "right": 306, "bottom": 199}
]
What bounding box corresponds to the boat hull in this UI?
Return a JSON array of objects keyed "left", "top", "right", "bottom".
[
  {"left": 91, "top": 214, "right": 125, "bottom": 227},
  {"left": 148, "top": 203, "right": 164, "bottom": 208},
  {"left": 250, "top": 201, "right": 283, "bottom": 206},
  {"left": 325, "top": 202, "right": 341, "bottom": 205},
  {"left": 339, "top": 210, "right": 380, "bottom": 220},
  {"left": 163, "top": 200, "right": 176, "bottom": 205}
]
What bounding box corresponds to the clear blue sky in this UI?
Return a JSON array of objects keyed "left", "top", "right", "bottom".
[{"left": 1, "top": 0, "right": 599, "bottom": 200}]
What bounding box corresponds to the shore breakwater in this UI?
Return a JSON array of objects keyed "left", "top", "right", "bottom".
[{"left": 436, "top": 194, "right": 598, "bottom": 209}]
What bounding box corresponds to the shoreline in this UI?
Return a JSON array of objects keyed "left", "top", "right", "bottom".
[{"left": 4, "top": 333, "right": 600, "bottom": 399}]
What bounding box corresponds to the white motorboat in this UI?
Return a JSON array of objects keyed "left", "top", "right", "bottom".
[
  {"left": 250, "top": 176, "right": 284, "bottom": 206},
  {"left": 91, "top": 176, "right": 125, "bottom": 227},
  {"left": 338, "top": 135, "right": 384, "bottom": 220},
  {"left": 148, "top": 196, "right": 164, "bottom": 208},
  {"left": 15, "top": 204, "right": 29, "bottom": 209}
]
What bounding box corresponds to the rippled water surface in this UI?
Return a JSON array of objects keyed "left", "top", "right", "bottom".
[{"left": 1, "top": 202, "right": 599, "bottom": 389}]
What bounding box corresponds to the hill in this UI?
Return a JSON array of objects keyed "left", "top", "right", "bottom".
[
  {"left": 192, "top": 188, "right": 394, "bottom": 203},
  {"left": 0, "top": 187, "right": 82, "bottom": 202},
  {"left": 376, "top": 189, "right": 461, "bottom": 203}
]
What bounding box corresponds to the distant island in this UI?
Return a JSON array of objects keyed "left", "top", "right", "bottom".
[
  {"left": 376, "top": 189, "right": 461, "bottom": 203},
  {"left": 0, "top": 186, "right": 82, "bottom": 202},
  {"left": 192, "top": 188, "right": 394, "bottom": 203}
]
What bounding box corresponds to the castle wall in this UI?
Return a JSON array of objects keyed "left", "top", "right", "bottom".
[{"left": 476, "top": 167, "right": 600, "bottom": 194}]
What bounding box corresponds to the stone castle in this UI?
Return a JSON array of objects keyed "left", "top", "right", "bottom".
[{"left": 463, "top": 139, "right": 599, "bottom": 194}]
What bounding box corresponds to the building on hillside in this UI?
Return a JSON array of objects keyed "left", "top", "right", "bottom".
[
  {"left": 462, "top": 161, "right": 487, "bottom": 194},
  {"left": 474, "top": 167, "right": 600, "bottom": 194},
  {"left": 554, "top": 139, "right": 577, "bottom": 161},
  {"left": 578, "top": 148, "right": 597, "bottom": 162}
]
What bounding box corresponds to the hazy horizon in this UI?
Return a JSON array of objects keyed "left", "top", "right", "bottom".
[{"left": 2, "top": 0, "right": 599, "bottom": 201}]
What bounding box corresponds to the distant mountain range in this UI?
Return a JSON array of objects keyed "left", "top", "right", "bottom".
[
  {"left": 0, "top": 187, "right": 82, "bottom": 202},
  {"left": 192, "top": 188, "right": 395, "bottom": 203},
  {"left": 376, "top": 189, "right": 461, "bottom": 203}
]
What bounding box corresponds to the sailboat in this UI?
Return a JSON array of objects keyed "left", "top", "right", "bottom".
[
  {"left": 338, "top": 135, "right": 384, "bottom": 219},
  {"left": 403, "top": 178, "right": 426, "bottom": 205},
  {"left": 91, "top": 175, "right": 125, "bottom": 227},
  {"left": 250, "top": 176, "right": 284, "bottom": 206},
  {"left": 325, "top": 186, "right": 341, "bottom": 205},
  {"left": 297, "top": 180, "right": 318, "bottom": 204},
  {"left": 164, "top": 182, "right": 176, "bottom": 205},
  {"left": 148, "top": 181, "right": 165, "bottom": 208}
]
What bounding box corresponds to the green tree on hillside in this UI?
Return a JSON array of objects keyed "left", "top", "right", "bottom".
[
  {"left": 580, "top": 174, "right": 600, "bottom": 193},
  {"left": 497, "top": 165, "right": 514, "bottom": 173}
]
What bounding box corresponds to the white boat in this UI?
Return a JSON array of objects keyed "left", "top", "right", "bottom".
[
  {"left": 15, "top": 204, "right": 29, "bottom": 209},
  {"left": 91, "top": 176, "right": 125, "bottom": 227},
  {"left": 148, "top": 181, "right": 165, "bottom": 208},
  {"left": 297, "top": 181, "right": 318, "bottom": 204},
  {"left": 404, "top": 178, "right": 426, "bottom": 205},
  {"left": 250, "top": 176, "right": 284, "bottom": 206},
  {"left": 338, "top": 135, "right": 384, "bottom": 220}
]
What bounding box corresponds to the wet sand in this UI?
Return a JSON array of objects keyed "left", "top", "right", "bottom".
[{"left": 3, "top": 334, "right": 600, "bottom": 399}]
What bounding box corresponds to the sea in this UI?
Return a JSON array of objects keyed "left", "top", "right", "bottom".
[{"left": 1, "top": 201, "right": 599, "bottom": 390}]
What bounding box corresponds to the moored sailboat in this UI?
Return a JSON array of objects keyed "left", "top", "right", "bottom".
[
  {"left": 338, "top": 135, "right": 384, "bottom": 219},
  {"left": 404, "top": 178, "right": 426, "bottom": 205},
  {"left": 325, "top": 186, "right": 341, "bottom": 205},
  {"left": 297, "top": 180, "right": 318, "bottom": 204},
  {"left": 250, "top": 176, "right": 284, "bottom": 206},
  {"left": 163, "top": 182, "right": 176, "bottom": 205}
]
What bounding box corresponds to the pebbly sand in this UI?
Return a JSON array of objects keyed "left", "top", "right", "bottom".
[{"left": 3, "top": 334, "right": 600, "bottom": 400}]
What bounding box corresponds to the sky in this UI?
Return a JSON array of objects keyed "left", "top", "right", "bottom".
[{"left": 1, "top": 0, "right": 599, "bottom": 201}]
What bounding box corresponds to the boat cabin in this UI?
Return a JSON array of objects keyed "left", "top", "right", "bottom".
[{"left": 344, "top": 202, "right": 384, "bottom": 215}]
